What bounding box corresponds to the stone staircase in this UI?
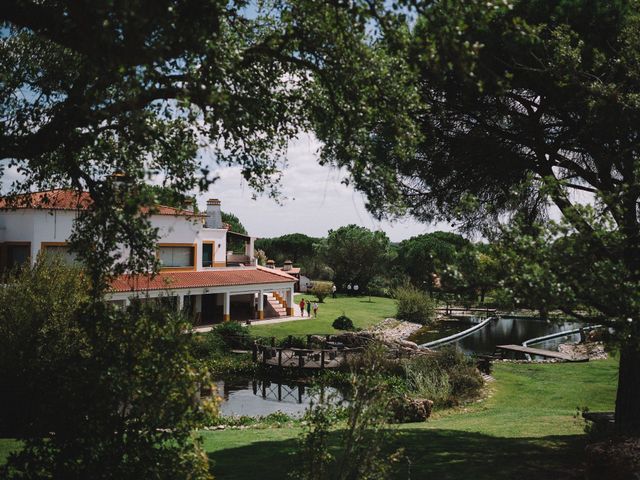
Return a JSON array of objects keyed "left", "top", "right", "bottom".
[{"left": 264, "top": 292, "right": 287, "bottom": 318}]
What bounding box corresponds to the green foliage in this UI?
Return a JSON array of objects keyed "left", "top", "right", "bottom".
[
  {"left": 403, "top": 347, "right": 484, "bottom": 407},
  {"left": 0, "top": 256, "right": 90, "bottom": 436},
  {"left": 221, "top": 212, "right": 247, "bottom": 235},
  {"left": 307, "top": 0, "right": 640, "bottom": 431},
  {"left": 192, "top": 330, "right": 228, "bottom": 359},
  {"left": 215, "top": 322, "right": 252, "bottom": 350},
  {"left": 317, "top": 225, "right": 394, "bottom": 291},
  {"left": 255, "top": 234, "right": 321, "bottom": 265},
  {"left": 394, "top": 284, "right": 436, "bottom": 325},
  {"left": 310, "top": 281, "right": 333, "bottom": 303},
  {"left": 332, "top": 316, "right": 355, "bottom": 331},
  {"left": 0, "top": 260, "right": 216, "bottom": 479},
  {"left": 278, "top": 336, "right": 307, "bottom": 348},
  {"left": 293, "top": 344, "right": 403, "bottom": 480}
]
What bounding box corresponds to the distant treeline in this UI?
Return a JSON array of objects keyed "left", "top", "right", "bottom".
[{"left": 255, "top": 225, "right": 503, "bottom": 305}]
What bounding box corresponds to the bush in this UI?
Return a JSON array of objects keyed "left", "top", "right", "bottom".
[
  {"left": 191, "top": 330, "right": 227, "bottom": 359},
  {"left": 394, "top": 283, "right": 436, "bottom": 325},
  {"left": 278, "top": 335, "right": 307, "bottom": 348},
  {"left": 215, "top": 322, "right": 252, "bottom": 349},
  {"left": 402, "top": 346, "right": 483, "bottom": 407},
  {"left": 310, "top": 281, "right": 334, "bottom": 302},
  {"left": 0, "top": 258, "right": 216, "bottom": 479},
  {"left": 403, "top": 358, "right": 452, "bottom": 406},
  {"left": 332, "top": 315, "right": 355, "bottom": 331}
]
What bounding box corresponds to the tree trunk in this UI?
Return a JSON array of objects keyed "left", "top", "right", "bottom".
[{"left": 614, "top": 343, "right": 640, "bottom": 435}]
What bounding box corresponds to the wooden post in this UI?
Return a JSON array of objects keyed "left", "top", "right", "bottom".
[
  {"left": 252, "top": 342, "right": 258, "bottom": 362},
  {"left": 298, "top": 353, "right": 304, "bottom": 372},
  {"left": 278, "top": 349, "right": 282, "bottom": 367},
  {"left": 307, "top": 335, "right": 312, "bottom": 348},
  {"left": 320, "top": 350, "right": 325, "bottom": 370},
  {"left": 262, "top": 347, "right": 267, "bottom": 365}
]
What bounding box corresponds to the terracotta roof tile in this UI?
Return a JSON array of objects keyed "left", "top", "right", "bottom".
[
  {"left": 111, "top": 268, "right": 296, "bottom": 293},
  {"left": 0, "top": 189, "right": 204, "bottom": 217}
]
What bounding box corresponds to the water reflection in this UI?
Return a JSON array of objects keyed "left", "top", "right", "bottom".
[
  {"left": 217, "top": 378, "right": 341, "bottom": 417},
  {"left": 456, "top": 316, "right": 586, "bottom": 356}
]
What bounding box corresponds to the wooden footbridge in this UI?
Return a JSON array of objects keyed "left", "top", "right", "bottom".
[
  {"left": 495, "top": 344, "right": 588, "bottom": 362},
  {"left": 253, "top": 341, "right": 362, "bottom": 371}
]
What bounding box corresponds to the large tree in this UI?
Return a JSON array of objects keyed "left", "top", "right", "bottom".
[
  {"left": 312, "top": 1, "right": 640, "bottom": 432},
  {"left": 255, "top": 233, "right": 320, "bottom": 264},
  {"left": 0, "top": 1, "right": 400, "bottom": 475},
  {"left": 0, "top": 0, "right": 400, "bottom": 287},
  {"left": 318, "top": 224, "right": 394, "bottom": 291}
]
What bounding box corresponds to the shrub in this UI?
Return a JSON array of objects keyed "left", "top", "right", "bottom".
[
  {"left": 402, "top": 346, "right": 483, "bottom": 407},
  {"left": 310, "top": 281, "right": 334, "bottom": 303},
  {"left": 0, "top": 258, "right": 216, "bottom": 479},
  {"left": 403, "top": 358, "right": 452, "bottom": 407},
  {"left": 191, "top": 330, "right": 227, "bottom": 359},
  {"left": 394, "top": 283, "right": 436, "bottom": 325},
  {"left": 215, "top": 322, "right": 252, "bottom": 349},
  {"left": 278, "top": 335, "right": 307, "bottom": 348},
  {"left": 332, "top": 315, "right": 355, "bottom": 331}
]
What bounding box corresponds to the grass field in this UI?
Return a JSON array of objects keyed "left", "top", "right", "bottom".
[
  {"left": 0, "top": 342, "right": 619, "bottom": 479},
  {"left": 248, "top": 294, "right": 397, "bottom": 339},
  {"left": 203, "top": 358, "right": 618, "bottom": 479}
]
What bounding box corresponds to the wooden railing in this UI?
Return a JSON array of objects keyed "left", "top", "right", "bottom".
[{"left": 252, "top": 338, "right": 363, "bottom": 371}]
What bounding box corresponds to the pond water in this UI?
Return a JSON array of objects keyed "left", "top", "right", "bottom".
[
  {"left": 411, "top": 316, "right": 588, "bottom": 357},
  {"left": 218, "top": 316, "right": 590, "bottom": 416},
  {"left": 217, "top": 378, "right": 342, "bottom": 417}
]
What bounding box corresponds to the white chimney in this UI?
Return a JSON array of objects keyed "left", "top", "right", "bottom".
[{"left": 205, "top": 199, "right": 223, "bottom": 228}]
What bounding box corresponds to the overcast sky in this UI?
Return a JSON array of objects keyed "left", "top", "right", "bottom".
[
  {"left": 0, "top": 132, "right": 452, "bottom": 243},
  {"left": 197, "top": 132, "right": 451, "bottom": 242}
]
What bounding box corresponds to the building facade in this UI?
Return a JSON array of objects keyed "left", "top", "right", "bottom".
[{"left": 0, "top": 190, "right": 297, "bottom": 323}]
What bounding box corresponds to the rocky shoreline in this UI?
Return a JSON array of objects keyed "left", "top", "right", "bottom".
[{"left": 366, "top": 318, "right": 424, "bottom": 342}]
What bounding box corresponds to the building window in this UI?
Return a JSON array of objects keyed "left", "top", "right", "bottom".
[
  {"left": 159, "top": 245, "right": 195, "bottom": 268},
  {"left": 42, "top": 244, "right": 78, "bottom": 265},
  {"left": 202, "top": 243, "right": 214, "bottom": 268},
  {"left": 7, "top": 244, "right": 30, "bottom": 269}
]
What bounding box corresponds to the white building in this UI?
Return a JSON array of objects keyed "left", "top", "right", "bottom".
[{"left": 0, "top": 190, "right": 297, "bottom": 323}]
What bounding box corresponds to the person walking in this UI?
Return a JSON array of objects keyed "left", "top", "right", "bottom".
[
  {"left": 331, "top": 284, "right": 337, "bottom": 299},
  {"left": 313, "top": 302, "right": 318, "bottom": 318},
  {"left": 305, "top": 299, "right": 311, "bottom": 317},
  {"left": 299, "top": 298, "right": 306, "bottom": 317}
]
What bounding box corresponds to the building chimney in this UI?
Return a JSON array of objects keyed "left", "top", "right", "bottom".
[
  {"left": 205, "top": 199, "right": 223, "bottom": 228},
  {"left": 283, "top": 260, "right": 293, "bottom": 271},
  {"left": 266, "top": 259, "right": 276, "bottom": 269}
]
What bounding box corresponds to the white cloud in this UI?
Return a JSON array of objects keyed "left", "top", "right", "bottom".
[{"left": 197, "top": 132, "right": 450, "bottom": 242}]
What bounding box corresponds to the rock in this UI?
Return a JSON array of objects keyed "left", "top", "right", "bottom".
[
  {"left": 390, "top": 396, "right": 433, "bottom": 423},
  {"left": 558, "top": 341, "right": 608, "bottom": 361}
]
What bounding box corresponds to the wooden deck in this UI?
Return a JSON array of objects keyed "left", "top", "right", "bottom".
[
  {"left": 496, "top": 344, "right": 588, "bottom": 362},
  {"left": 255, "top": 344, "right": 358, "bottom": 370}
]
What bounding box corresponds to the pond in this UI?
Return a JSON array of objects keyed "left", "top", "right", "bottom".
[
  {"left": 217, "top": 378, "right": 343, "bottom": 417},
  {"left": 410, "top": 316, "right": 589, "bottom": 356}
]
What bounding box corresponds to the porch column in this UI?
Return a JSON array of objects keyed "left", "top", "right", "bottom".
[
  {"left": 176, "top": 294, "right": 184, "bottom": 312},
  {"left": 194, "top": 295, "right": 202, "bottom": 323},
  {"left": 286, "top": 287, "right": 295, "bottom": 316},
  {"left": 223, "top": 291, "right": 231, "bottom": 322},
  {"left": 257, "top": 290, "right": 264, "bottom": 320}
]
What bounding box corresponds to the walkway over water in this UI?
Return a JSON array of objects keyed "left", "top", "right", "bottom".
[
  {"left": 495, "top": 344, "right": 588, "bottom": 362},
  {"left": 254, "top": 343, "right": 362, "bottom": 370}
]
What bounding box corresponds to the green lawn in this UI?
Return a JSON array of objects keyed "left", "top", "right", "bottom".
[
  {"left": 249, "top": 294, "right": 396, "bottom": 339},
  {"left": 0, "top": 354, "right": 619, "bottom": 479},
  {"left": 203, "top": 358, "right": 619, "bottom": 480}
]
